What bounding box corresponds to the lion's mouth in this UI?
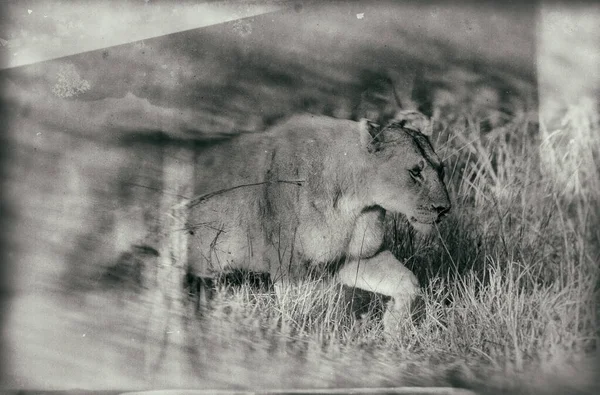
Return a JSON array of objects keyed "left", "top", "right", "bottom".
[{"left": 409, "top": 216, "right": 439, "bottom": 225}]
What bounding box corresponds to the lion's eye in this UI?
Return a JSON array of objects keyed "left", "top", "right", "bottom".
[
  {"left": 409, "top": 159, "right": 425, "bottom": 180},
  {"left": 409, "top": 167, "right": 422, "bottom": 179}
]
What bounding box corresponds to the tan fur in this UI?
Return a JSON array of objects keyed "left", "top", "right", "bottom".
[{"left": 185, "top": 112, "right": 450, "bottom": 328}]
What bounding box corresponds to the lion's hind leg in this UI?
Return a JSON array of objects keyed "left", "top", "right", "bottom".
[{"left": 337, "top": 251, "right": 422, "bottom": 333}]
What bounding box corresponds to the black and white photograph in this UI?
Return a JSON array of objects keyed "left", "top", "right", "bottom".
[{"left": 0, "top": 1, "right": 599, "bottom": 394}]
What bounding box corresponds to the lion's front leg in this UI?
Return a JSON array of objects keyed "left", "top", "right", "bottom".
[{"left": 337, "top": 251, "right": 421, "bottom": 332}]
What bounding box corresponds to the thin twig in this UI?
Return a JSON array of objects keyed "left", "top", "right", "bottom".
[{"left": 125, "top": 182, "right": 191, "bottom": 200}]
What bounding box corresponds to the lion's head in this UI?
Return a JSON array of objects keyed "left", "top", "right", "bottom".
[{"left": 359, "top": 111, "right": 451, "bottom": 233}]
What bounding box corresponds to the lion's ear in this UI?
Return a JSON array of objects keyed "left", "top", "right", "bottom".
[
  {"left": 359, "top": 119, "right": 382, "bottom": 153},
  {"left": 394, "top": 110, "right": 432, "bottom": 137}
]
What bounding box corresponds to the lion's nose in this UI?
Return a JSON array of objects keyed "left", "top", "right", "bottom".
[{"left": 432, "top": 204, "right": 450, "bottom": 217}]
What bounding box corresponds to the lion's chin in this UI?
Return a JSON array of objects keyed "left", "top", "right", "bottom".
[{"left": 408, "top": 217, "right": 435, "bottom": 235}]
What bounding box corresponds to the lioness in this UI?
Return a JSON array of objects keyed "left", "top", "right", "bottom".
[{"left": 184, "top": 110, "right": 450, "bottom": 328}]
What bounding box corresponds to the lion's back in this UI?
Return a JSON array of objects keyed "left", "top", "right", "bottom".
[
  {"left": 268, "top": 114, "right": 359, "bottom": 147},
  {"left": 191, "top": 114, "right": 360, "bottom": 191}
]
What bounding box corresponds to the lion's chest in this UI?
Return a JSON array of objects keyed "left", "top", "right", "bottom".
[{"left": 297, "top": 207, "right": 386, "bottom": 263}]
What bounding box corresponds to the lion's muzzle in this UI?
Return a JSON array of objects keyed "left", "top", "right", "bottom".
[{"left": 409, "top": 201, "right": 451, "bottom": 227}]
